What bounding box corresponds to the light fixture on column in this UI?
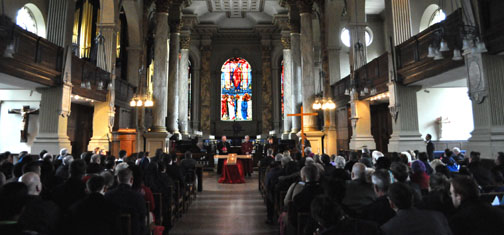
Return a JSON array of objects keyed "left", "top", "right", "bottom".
[{"left": 312, "top": 97, "right": 322, "bottom": 110}]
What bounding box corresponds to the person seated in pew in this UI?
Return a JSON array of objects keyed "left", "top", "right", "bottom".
[
  {"left": 105, "top": 168, "right": 146, "bottom": 235},
  {"left": 361, "top": 169, "right": 396, "bottom": 226},
  {"left": 67, "top": 175, "right": 120, "bottom": 235},
  {"left": 381, "top": 182, "right": 452, "bottom": 235},
  {"left": 449, "top": 175, "right": 504, "bottom": 235},
  {"left": 311, "top": 195, "right": 381, "bottom": 235},
  {"left": 180, "top": 151, "right": 197, "bottom": 183}
]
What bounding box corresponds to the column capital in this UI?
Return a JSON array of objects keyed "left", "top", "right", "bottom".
[
  {"left": 155, "top": 0, "right": 171, "bottom": 13},
  {"left": 180, "top": 34, "right": 191, "bottom": 49},
  {"left": 281, "top": 36, "right": 291, "bottom": 49},
  {"left": 297, "top": 0, "right": 314, "bottom": 14}
]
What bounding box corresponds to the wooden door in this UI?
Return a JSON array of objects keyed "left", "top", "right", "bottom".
[
  {"left": 371, "top": 103, "right": 392, "bottom": 153},
  {"left": 67, "top": 103, "right": 94, "bottom": 156}
]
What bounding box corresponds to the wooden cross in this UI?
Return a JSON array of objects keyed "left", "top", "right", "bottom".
[
  {"left": 8, "top": 105, "right": 39, "bottom": 143},
  {"left": 287, "top": 106, "right": 318, "bottom": 157}
]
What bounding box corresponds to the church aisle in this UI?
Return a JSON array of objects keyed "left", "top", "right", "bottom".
[{"left": 170, "top": 172, "right": 278, "bottom": 235}]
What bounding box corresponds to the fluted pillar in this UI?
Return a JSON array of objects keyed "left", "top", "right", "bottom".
[
  {"left": 281, "top": 34, "right": 293, "bottom": 139},
  {"left": 387, "top": 83, "right": 423, "bottom": 152},
  {"left": 298, "top": 0, "right": 317, "bottom": 131},
  {"left": 178, "top": 33, "right": 190, "bottom": 136},
  {"left": 290, "top": 31, "right": 302, "bottom": 134},
  {"left": 144, "top": 1, "right": 170, "bottom": 153}
]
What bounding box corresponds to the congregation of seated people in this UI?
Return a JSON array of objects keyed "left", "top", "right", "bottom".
[
  {"left": 0, "top": 148, "right": 198, "bottom": 235},
  {"left": 258, "top": 146, "right": 504, "bottom": 235}
]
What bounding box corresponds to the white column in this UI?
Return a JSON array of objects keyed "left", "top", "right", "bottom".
[
  {"left": 282, "top": 36, "right": 293, "bottom": 139},
  {"left": 144, "top": 2, "right": 170, "bottom": 153},
  {"left": 298, "top": 0, "right": 317, "bottom": 131},
  {"left": 178, "top": 33, "right": 190, "bottom": 136},
  {"left": 167, "top": 25, "right": 180, "bottom": 136},
  {"left": 290, "top": 32, "right": 302, "bottom": 134}
]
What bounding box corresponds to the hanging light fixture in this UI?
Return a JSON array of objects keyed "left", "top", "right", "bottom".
[
  {"left": 312, "top": 97, "right": 322, "bottom": 110},
  {"left": 439, "top": 39, "right": 450, "bottom": 52},
  {"left": 433, "top": 49, "right": 444, "bottom": 60},
  {"left": 129, "top": 66, "right": 154, "bottom": 108},
  {"left": 427, "top": 45, "right": 436, "bottom": 58},
  {"left": 452, "top": 49, "right": 463, "bottom": 61}
]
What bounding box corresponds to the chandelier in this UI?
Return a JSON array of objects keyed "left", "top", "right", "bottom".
[
  {"left": 129, "top": 65, "right": 154, "bottom": 107},
  {"left": 312, "top": 70, "right": 336, "bottom": 111}
]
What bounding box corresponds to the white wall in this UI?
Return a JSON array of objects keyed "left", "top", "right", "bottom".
[
  {"left": 416, "top": 87, "right": 473, "bottom": 141},
  {"left": 0, "top": 90, "right": 41, "bottom": 153}
]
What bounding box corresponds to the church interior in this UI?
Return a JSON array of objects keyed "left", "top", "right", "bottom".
[{"left": 1, "top": 0, "right": 504, "bottom": 234}]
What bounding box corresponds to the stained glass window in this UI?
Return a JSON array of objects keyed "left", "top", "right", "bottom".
[
  {"left": 221, "top": 57, "right": 252, "bottom": 121},
  {"left": 281, "top": 60, "right": 285, "bottom": 119}
]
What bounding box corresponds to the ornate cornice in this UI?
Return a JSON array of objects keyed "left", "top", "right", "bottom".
[
  {"left": 273, "top": 14, "right": 290, "bottom": 31},
  {"left": 181, "top": 14, "right": 199, "bottom": 31}
]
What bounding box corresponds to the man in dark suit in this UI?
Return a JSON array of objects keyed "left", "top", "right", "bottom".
[
  {"left": 342, "top": 163, "right": 377, "bottom": 216},
  {"left": 381, "top": 182, "right": 452, "bottom": 235},
  {"left": 217, "top": 136, "right": 231, "bottom": 174},
  {"left": 18, "top": 172, "right": 60, "bottom": 234},
  {"left": 67, "top": 175, "right": 119, "bottom": 235},
  {"left": 449, "top": 175, "right": 504, "bottom": 235},
  {"left": 468, "top": 151, "right": 495, "bottom": 187},
  {"left": 217, "top": 136, "right": 231, "bottom": 154},
  {"left": 426, "top": 134, "right": 435, "bottom": 161},
  {"left": 52, "top": 159, "right": 87, "bottom": 212},
  {"left": 240, "top": 135, "right": 254, "bottom": 176},
  {"left": 362, "top": 169, "right": 396, "bottom": 226},
  {"left": 105, "top": 168, "right": 146, "bottom": 235}
]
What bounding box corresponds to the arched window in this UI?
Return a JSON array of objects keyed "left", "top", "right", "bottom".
[
  {"left": 15, "top": 4, "right": 46, "bottom": 38},
  {"left": 341, "top": 27, "right": 372, "bottom": 48},
  {"left": 221, "top": 57, "right": 252, "bottom": 121},
  {"left": 429, "top": 9, "right": 446, "bottom": 26}
]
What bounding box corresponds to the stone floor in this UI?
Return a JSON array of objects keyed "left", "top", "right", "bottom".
[{"left": 170, "top": 172, "right": 278, "bottom": 235}]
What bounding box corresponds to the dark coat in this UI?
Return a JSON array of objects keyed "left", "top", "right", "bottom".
[
  {"left": 217, "top": 141, "right": 231, "bottom": 154},
  {"left": 361, "top": 195, "right": 396, "bottom": 226},
  {"left": 342, "top": 180, "right": 377, "bottom": 216},
  {"left": 381, "top": 208, "right": 452, "bottom": 235},
  {"left": 449, "top": 200, "right": 504, "bottom": 235},
  {"left": 105, "top": 184, "right": 146, "bottom": 235},
  {"left": 18, "top": 195, "right": 60, "bottom": 234},
  {"left": 417, "top": 190, "right": 455, "bottom": 218},
  {"left": 51, "top": 176, "right": 87, "bottom": 212},
  {"left": 427, "top": 140, "right": 435, "bottom": 160},
  {"left": 67, "top": 193, "right": 120, "bottom": 235},
  {"left": 468, "top": 162, "right": 495, "bottom": 187}
]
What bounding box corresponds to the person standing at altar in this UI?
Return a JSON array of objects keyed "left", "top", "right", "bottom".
[
  {"left": 217, "top": 136, "right": 231, "bottom": 174},
  {"left": 241, "top": 135, "right": 254, "bottom": 177}
]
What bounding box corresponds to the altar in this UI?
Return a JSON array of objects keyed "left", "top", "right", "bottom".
[{"left": 215, "top": 154, "right": 252, "bottom": 184}]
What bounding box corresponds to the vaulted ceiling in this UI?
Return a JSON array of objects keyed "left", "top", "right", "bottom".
[{"left": 182, "top": 0, "right": 385, "bottom": 29}]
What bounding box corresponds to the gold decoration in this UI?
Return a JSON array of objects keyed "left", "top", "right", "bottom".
[{"left": 180, "top": 35, "right": 191, "bottom": 49}]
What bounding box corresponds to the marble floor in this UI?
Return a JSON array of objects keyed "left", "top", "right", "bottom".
[{"left": 170, "top": 172, "right": 278, "bottom": 235}]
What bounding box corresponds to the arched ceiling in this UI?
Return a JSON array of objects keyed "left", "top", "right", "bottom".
[{"left": 183, "top": 0, "right": 288, "bottom": 29}]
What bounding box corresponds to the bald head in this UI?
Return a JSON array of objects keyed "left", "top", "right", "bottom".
[
  {"left": 351, "top": 163, "right": 366, "bottom": 181},
  {"left": 19, "top": 172, "right": 42, "bottom": 196}
]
